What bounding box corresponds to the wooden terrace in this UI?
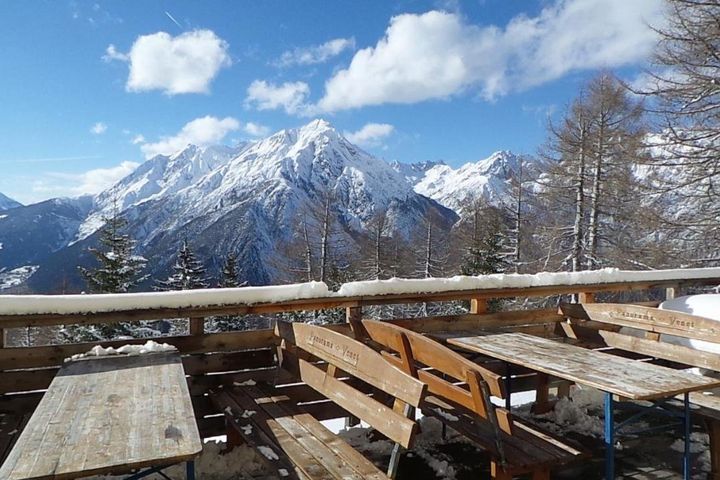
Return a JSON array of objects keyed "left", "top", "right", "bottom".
[{"left": 2, "top": 269, "right": 720, "bottom": 479}]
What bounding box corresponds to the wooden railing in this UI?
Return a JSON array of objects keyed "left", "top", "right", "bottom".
[{"left": 1, "top": 270, "right": 719, "bottom": 438}]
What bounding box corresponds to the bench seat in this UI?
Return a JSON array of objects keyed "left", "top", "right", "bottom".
[{"left": 212, "top": 383, "right": 389, "bottom": 480}]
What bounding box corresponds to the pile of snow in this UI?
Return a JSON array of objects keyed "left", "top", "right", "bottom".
[
  {"left": 524, "top": 386, "right": 606, "bottom": 438},
  {"left": 336, "top": 267, "right": 720, "bottom": 297},
  {"left": 0, "top": 265, "right": 39, "bottom": 291},
  {"left": 660, "top": 294, "right": 720, "bottom": 321},
  {"left": 68, "top": 340, "right": 177, "bottom": 361},
  {"left": 0, "top": 281, "right": 330, "bottom": 315}
]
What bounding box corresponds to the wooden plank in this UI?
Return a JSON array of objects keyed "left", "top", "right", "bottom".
[
  {"left": 182, "top": 349, "right": 275, "bottom": 375},
  {"left": 0, "top": 329, "right": 276, "bottom": 370},
  {"left": 0, "top": 352, "right": 202, "bottom": 480},
  {"left": 385, "top": 309, "right": 563, "bottom": 333},
  {"left": 3, "top": 275, "right": 718, "bottom": 328},
  {"left": 0, "top": 368, "right": 58, "bottom": 394},
  {"left": 363, "top": 319, "right": 505, "bottom": 398},
  {"left": 449, "top": 333, "right": 720, "bottom": 400},
  {"left": 598, "top": 330, "right": 720, "bottom": 371},
  {"left": 563, "top": 303, "right": 720, "bottom": 343},
  {"left": 293, "top": 414, "right": 388, "bottom": 480},
  {"left": 277, "top": 321, "right": 426, "bottom": 408},
  {"left": 470, "top": 298, "right": 488, "bottom": 314},
  {"left": 189, "top": 317, "right": 205, "bottom": 336},
  {"left": 297, "top": 357, "right": 418, "bottom": 448}
]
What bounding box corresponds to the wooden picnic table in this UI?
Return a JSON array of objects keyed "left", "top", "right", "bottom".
[
  {"left": 448, "top": 332, "right": 720, "bottom": 479},
  {"left": 0, "top": 351, "right": 202, "bottom": 480}
]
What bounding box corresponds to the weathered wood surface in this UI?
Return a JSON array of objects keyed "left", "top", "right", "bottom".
[
  {"left": 0, "top": 352, "right": 202, "bottom": 480},
  {"left": 0, "top": 329, "right": 276, "bottom": 370},
  {"left": 214, "top": 385, "right": 389, "bottom": 480},
  {"left": 561, "top": 303, "right": 720, "bottom": 343},
  {"left": 277, "top": 321, "right": 425, "bottom": 408},
  {"left": 3, "top": 276, "right": 716, "bottom": 328},
  {"left": 449, "top": 333, "right": 720, "bottom": 400}
]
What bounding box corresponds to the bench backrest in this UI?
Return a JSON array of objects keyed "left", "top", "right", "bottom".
[
  {"left": 361, "top": 319, "right": 513, "bottom": 435},
  {"left": 275, "top": 321, "right": 426, "bottom": 448},
  {"left": 560, "top": 303, "right": 720, "bottom": 372}
]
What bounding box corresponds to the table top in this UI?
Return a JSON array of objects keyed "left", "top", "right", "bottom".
[
  {"left": 448, "top": 332, "right": 720, "bottom": 401},
  {"left": 0, "top": 352, "right": 202, "bottom": 480}
]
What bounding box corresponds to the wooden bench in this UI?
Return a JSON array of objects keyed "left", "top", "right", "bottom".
[
  {"left": 212, "top": 321, "right": 426, "bottom": 479},
  {"left": 362, "top": 319, "right": 584, "bottom": 480},
  {"left": 559, "top": 302, "right": 720, "bottom": 479}
]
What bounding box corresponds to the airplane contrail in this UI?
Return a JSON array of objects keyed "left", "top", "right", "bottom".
[{"left": 165, "top": 11, "right": 182, "bottom": 29}]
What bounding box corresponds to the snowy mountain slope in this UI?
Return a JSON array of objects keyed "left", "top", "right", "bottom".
[
  {"left": 389, "top": 159, "right": 445, "bottom": 185},
  {"left": 21, "top": 120, "right": 458, "bottom": 292},
  {"left": 77, "top": 143, "right": 247, "bottom": 241},
  {"left": 403, "top": 151, "right": 524, "bottom": 212},
  {"left": 0, "top": 192, "right": 22, "bottom": 211},
  {"left": 0, "top": 196, "right": 93, "bottom": 274}
]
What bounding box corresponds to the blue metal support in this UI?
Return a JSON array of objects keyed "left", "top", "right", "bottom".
[
  {"left": 683, "top": 393, "right": 691, "bottom": 480},
  {"left": 605, "top": 392, "right": 614, "bottom": 480},
  {"left": 504, "top": 362, "right": 512, "bottom": 411}
]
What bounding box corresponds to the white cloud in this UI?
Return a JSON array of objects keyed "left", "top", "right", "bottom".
[
  {"left": 243, "top": 122, "right": 270, "bottom": 137},
  {"left": 344, "top": 123, "right": 395, "bottom": 147},
  {"left": 31, "top": 161, "right": 140, "bottom": 199},
  {"left": 316, "top": 1, "right": 665, "bottom": 112},
  {"left": 245, "top": 80, "right": 310, "bottom": 115},
  {"left": 104, "top": 30, "right": 231, "bottom": 95},
  {"left": 131, "top": 134, "right": 145, "bottom": 145},
  {"left": 140, "top": 116, "right": 240, "bottom": 158},
  {"left": 276, "top": 38, "right": 356, "bottom": 67},
  {"left": 90, "top": 122, "right": 107, "bottom": 135},
  {"left": 102, "top": 44, "right": 128, "bottom": 62}
]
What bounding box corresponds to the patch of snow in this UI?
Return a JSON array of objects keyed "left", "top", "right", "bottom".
[
  {"left": 68, "top": 340, "right": 177, "bottom": 361},
  {"left": 336, "top": 267, "right": 720, "bottom": 297},
  {"left": 433, "top": 408, "right": 459, "bottom": 422},
  {"left": 233, "top": 379, "right": 257, "bottom": 387},
  {"left": 525, "top": 385, "right": 606, "bottom": 438},
  {"left": 258, "top": 445, "right": 279, "bottom": 461},
  {"left": 241, "top": 410, "right": 257, "bottom": 418},
  {"left": 657, "top": 294, "right": 720, "bottom": 357},
  {"left": 278, "top": 468, "right": 289, "bottom": 477},
  {"left": 240, "top": 424, "right": 253, "bottom": 435},
  {"left": 0, "top": 281, "right": 330, "bottom": 315},
  {"left": 660, "top": 294, "right": 720, "bottom": 321},
  {"left": 0, "top": 265, "right": 39, "bottom": 290}
]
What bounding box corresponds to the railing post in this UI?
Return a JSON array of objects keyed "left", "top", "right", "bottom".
[
  {"left": 578, "top": 292, "right": 594, "bottom": 303},
  {"left": 470, "top": 298, "right": 488, "bottom": 314},
  {"left": 666, "top": 284, "right": 679, "bottom": 301},
  {"left": 346, "top": 306, "right": 366, "bottom": 340},
  {"left": 0, "top": 328, "right": 5, "bottom": 348},
  {"left": 189, "top": 317, "right": 204, "bottom": 336}
]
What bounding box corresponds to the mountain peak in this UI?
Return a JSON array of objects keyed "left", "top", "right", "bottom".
[{"left": 0, "top": 192, "right": 22, "bottom": 211}]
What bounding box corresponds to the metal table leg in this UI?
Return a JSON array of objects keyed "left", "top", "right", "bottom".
[
  {"left": 187, "top": 460, "right": 196, "bottom": 480},
  {"left": 605, "top": 392, "right": 614, "bottom": 479},
  {"left": 683, "top": 393, "right": 691, "bottom": 480}
]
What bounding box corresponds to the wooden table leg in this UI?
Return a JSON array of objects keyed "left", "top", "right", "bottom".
[
  {"left": 707, "top": 418, "right": 720, "bottom": 480},
  {"left": 531, "top": 373, "right": 551, "bottom": 414}
]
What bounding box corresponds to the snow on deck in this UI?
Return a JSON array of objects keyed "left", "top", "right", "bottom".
[{"left": 1, "top": 267, "right": 720, "bottom": 316}]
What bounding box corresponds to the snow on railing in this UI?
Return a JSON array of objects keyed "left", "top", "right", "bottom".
[
  {"left": 335, "top": 267, "right": 720, "bottom": 297},
  {"left": 1, "top": 267, "right": 720, "bottom": 317}
]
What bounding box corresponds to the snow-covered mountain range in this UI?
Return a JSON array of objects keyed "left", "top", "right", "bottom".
[
  {"left": 0, "top": 192, "right": 21, "bottom": 211},
  {"left": 0, "top": 119, "right": 523, "bottom": 293}
]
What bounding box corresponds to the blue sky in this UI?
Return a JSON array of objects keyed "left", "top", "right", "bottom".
[{"left": 0, "top": 0, "right": 665, "bottom": 204}]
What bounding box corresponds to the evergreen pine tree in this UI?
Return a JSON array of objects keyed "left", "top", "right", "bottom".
[
  {"left": 154, "top": 240, "right": 209, "bottom": 291},
  {"left": 66, "top": 206, "right": 147, "bottom": 341},
  {"left": 210, "top": 251, "right": 248, "bottom": 332},
  {"left": 219, "top": 252, "right": 245, "bottom": 288},
  {"left": 78, "top": 211, "right": 147, "bottom": 293}
]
